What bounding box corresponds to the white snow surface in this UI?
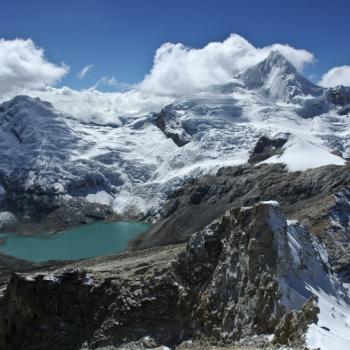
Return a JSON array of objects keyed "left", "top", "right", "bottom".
[
  {"left": 276, "top": 216, "right": 350, "bottom": 350},
  {"left": 0, "top": 53, "right": 349, "bottom": 216},
  {"left": 306, "top": 290, "right": 350, "bottom": 350},
  {"left": 85, "top": 191, "right": 114, "bottom": 206},
  {"left": 262, "top": 203, "right": 350, "bottom": 350},
  {"left": 262, "top": 135, "right": 345, "bottom": 171}
]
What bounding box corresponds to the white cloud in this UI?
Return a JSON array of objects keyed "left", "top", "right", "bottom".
[
  {"left": 0, "top": 38, "right": 68, "bottom": 97},
  {"left": 319, "top": 66, "right": 350, "bottom": 87},
  {"left": 97, "top": 76, "right": 119, "bottom": 87},
  {"left": 0, "top": 34, "right": 317, "bottom": 123},
  {"left": 77, "top": 64, "right": 93, "bottom": 79},
  {"left": 264, "top": 44, "right": 314, "bottom": 72},
  {"left": 93, "top": 75, "right": 132, "bottom": 90},
  {"left": 138, "top": 34, "right": 315, "bottom": 96},
  {"left": 30, "top": 86, "right": 173, "bottom": 123}
]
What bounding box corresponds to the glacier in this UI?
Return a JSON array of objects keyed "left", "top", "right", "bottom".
[{"left": 0, "top": 51, "right": 349, "bottom": 222}]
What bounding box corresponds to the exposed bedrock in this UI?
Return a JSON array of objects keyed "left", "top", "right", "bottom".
[
  {"left": 0, "top": 197, "right": 117, "bottom": 235},
  {"left": 248, "top": 135, "right": 288, "bottom": 163},
  {"left": 0, "top": 202, "right": 322, "bottom": 349},
  {"left": 132, "top": 162, "right": 350, "bottom": 279}
]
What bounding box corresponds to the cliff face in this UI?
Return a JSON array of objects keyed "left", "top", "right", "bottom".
[
  {"left": 177, "top": 203, "right": 287, "bottom": 342},
  {"left": 0, "top": 202, "right": 323, "bottom": 350},
  {"left": 0, "top": 245, "right": 187, "bottom": 350}
]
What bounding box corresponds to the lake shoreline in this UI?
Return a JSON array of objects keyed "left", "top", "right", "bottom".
[
  {"left": 0, "top": 199, "right": 129, "bottom": 238},
  {"left": 0, "top": 221, "right": 152, "bottom": 263},
  {"left": 0, "top": 217, "right": 152, "bottom": 238}
]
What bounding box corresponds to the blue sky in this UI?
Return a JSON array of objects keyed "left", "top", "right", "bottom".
[{"left": 1, "top": 0, "right": 349, "bottom": 90}]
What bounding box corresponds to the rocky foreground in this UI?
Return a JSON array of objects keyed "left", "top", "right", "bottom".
[
  {"left": 1, "top": 161, "right": 350, "bottom": 349},
  {"left": 0, "top": 199, "right": 336, "bottom": 350}
]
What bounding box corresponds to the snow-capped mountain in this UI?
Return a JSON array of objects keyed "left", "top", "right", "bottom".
[
  {"left": 239, "top": 51, "right": 323, "bottom": 101},
  {"left": 0, "top": 52, "right": 349, "bottom": 224},
  {"left": 1, "top": 49, "right": 350, "bottom": 350}
]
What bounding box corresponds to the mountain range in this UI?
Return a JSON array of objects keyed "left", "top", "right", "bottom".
[
  {"left": 0, "top": 51, "right": 349, "bottom": 230},
  {"left": 1, "top": 50, "right": 350, "bottom": 349}
]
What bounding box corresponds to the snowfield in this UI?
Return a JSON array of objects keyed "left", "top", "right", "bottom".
[{"left": 285, "top": 220, "right": 350, "bottom": 350}]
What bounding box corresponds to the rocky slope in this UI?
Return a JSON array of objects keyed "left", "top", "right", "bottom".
[
  {"left": 1, "top": 202, "right": 339, "bottom": 350},
  {"left": 131, "top": 162, "right": 350, "bottom": 279}
]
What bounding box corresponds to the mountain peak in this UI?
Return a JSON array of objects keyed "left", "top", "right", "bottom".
[
  {"left": 238, "top": 51, "right": 322, "bottom": 101},
  {"left": 0, "top": 95, "right": 54, "bottom": 111},
  {"left": 263, "top": 50, "right": 294, "bottom": 68},
  {"left": 258, "top": 50, "right": 306, "bottom": 80}
]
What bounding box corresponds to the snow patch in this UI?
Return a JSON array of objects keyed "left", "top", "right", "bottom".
[
  {"left": 306, "top": 290, "right": 350, "bottom": 350},
  {"left": 262, "top": 136, "right": 345, "bottom": 171},
  {"left": 43, "top": 273, "right": 60, "bottom": 283},
  {"left": 261, "top": 200, "right": 279, "bottom": 207},
  {"left": 0, "top": 211, "right": 17, "bottom": 227},
  {"left": 85, "top": 191, "right": 114, "bottom": 206},
  {"left": 275, "top": 219, "right": 350, "bottom": 349}
]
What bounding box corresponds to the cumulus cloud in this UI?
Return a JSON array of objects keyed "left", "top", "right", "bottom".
[
  {"left": 77, "top": 64, "right": 93, "bottom": 79},
  {"left": 0, "top": 38, "right": 68, "bottom": 97},
  {"left": 0, "top": 34, "right": 317, "bottom": 122},
  {"left": 31, "top": 86, "right": 173, "bottom": 123},
  {"left": 138, "top": 34, "right": 315, "bottom": 96},
  {"left": 319, "top": 66, "right": 350, "bottom": 87},
  {"left": 265, "top": 44, "right": 314, "bottom": 72}
]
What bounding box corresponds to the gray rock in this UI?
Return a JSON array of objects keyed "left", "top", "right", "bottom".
[
  {"left": 274, "top": 296, "right": 319, "bottom": 347},
  {"left": 131, "top": 163, "right": 350, "bottom": 278},
  {"left": 248, "top": 136, "right": 288, "bottom": 163},
  {"left": 0, "top": 203, "right": 319, "bottom": 350}
]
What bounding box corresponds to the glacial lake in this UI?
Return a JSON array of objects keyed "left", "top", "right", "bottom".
[{"left": 0, "top": 221, "right": 151, "bottom": 262}]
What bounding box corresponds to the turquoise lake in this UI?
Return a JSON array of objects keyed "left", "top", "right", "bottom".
[{"left": 0, "top": 221, "right": 151, "bottom": 262}]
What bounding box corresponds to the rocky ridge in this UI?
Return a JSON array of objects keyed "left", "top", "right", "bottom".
[
  {"left": 0, "top": 202, "right": 335, "bottom": 349},
  {"left": 131, "top": 162, "right": 350, "bottom": 280}
]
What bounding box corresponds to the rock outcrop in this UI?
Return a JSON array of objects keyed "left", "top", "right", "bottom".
[
  {"left": 274, "top": 296, "right": 319, "bottom": 347},
  {"left": 0, "top": 202, "right": 324, "bottom": 349},
  {"left": 248, "top": 135, "right": 288, "bottom": 163},
  {"left": 132, "top": 163, "right": 350, "bottom": 280},
  {"left": 2, "top": 197, "right": 117, "bottom": 235},
  {"left": 155, "top": 111, "right": 189, "bottom": 147}
]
